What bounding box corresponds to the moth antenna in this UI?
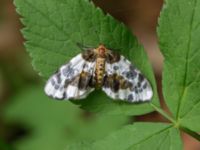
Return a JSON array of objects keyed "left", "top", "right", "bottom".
[{"left": 76, "top": 42, "right": 93, "bottom": 51}]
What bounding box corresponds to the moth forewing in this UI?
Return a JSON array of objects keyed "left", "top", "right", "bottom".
[{"left": 44, "top": 53, "right": 96, "bottom": 100}]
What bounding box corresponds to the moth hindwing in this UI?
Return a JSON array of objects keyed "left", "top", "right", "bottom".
[{"left": 44, "top": 44, "right": 153, "bottom": 103}]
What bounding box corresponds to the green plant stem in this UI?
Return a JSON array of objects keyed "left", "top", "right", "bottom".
[
  {"left": 180, "top": 126, "right": 200, "bottom": 142},
  {"left": 150, "top": 103, "right": 200, "bottom": 142},
  {"left": 150, "top": 103, "right": 176, "bottom": 124}
]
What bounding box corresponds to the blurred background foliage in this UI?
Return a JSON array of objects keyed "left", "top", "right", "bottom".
[{"left": 0, "top": 0, "right": 199, "bottom": 150}]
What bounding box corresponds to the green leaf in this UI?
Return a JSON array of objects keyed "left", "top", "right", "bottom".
[
  {"left": 14, "top": 0, "right": 159, "bottom": 115},
  {"left": 67, "top": 123, "right": 183, "bottom": 150},
  {"left": 3, "top": 86, "right": 129, "bottom": 150},
  {"left": 158, "top": 0, "right": 200, "bottom": 131}
]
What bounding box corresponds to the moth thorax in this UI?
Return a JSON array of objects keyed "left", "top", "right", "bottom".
[{"left": 95, "top": 57, "right": 105, "bottom": 88}]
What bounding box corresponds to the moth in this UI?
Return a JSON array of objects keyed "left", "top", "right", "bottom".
[{"left": 44, "top": 44, "right": 153, "bottom": 103}]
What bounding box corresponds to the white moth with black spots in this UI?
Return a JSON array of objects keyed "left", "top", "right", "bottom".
[{"left": 44, "top": 44, "right": 153, "bottom": 103}]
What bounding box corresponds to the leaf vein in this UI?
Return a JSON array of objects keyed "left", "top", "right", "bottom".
[
  {"left": 181, "top": 98, "right": 200, "bottom": 118},
  {"left": 23, "top": 0, "right": 67, "bottom": 37},
  {"left": 126, "top": 125, "right": 173, "bottom": 149},
  {"left": 176, "top": 0, "right": 198, "bottom": 119},
  {"left": 27, "top": 42, "right": 72, "bottom": 57}
]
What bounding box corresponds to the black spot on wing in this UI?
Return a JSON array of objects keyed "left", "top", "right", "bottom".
[
  {"left": 62, "top": 64, "right": 75, "bottom": 78},
  {"left": 122, "top": 65, "right": 138, "bottom": 80},
  {"left": 113, "top": 65, "right": 119, "bottom": 70},
  {"left": 56, "top": 72, "right": 61, "bottom": 84},
  {"left": 135, "top": 88, "right": 139, "bottom": 94},
  {"left": 138, "top": 74, "right": 144, "bottom": 82},
  {"left": 128, "top": 94, "right": 133, "bottom": 101},
  {"left": 54, "top": 84, "right": 59, "bottom": 90},
  {"left": 62, "top": 92, "right": 67, "bottom": 99},
  {"left": 51, "top": 79, "right": 55, "bottom": 86},
  {"left": 137, "top": 82, "right": 141, "bottom": 88},
  {"left": 125, "top": 71, "right": 137, "bottom": 79},
  {"left": 143, "top": 82, "right": 147, "bottom": 89}
]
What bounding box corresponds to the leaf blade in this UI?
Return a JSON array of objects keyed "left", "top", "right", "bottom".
[
  {"left": 14, "top": 0, "right": 159, "bottom": 115},
  {"left": 67, "top": 123, "right": 183, "bottom": 150},
  {"left": 158, "top": 0, "right": 200, "bottom": 131}
]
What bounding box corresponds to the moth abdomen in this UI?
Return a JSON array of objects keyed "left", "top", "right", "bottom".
[{"left": 95, "top": 57, "right": 106, "bottom": 88}]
